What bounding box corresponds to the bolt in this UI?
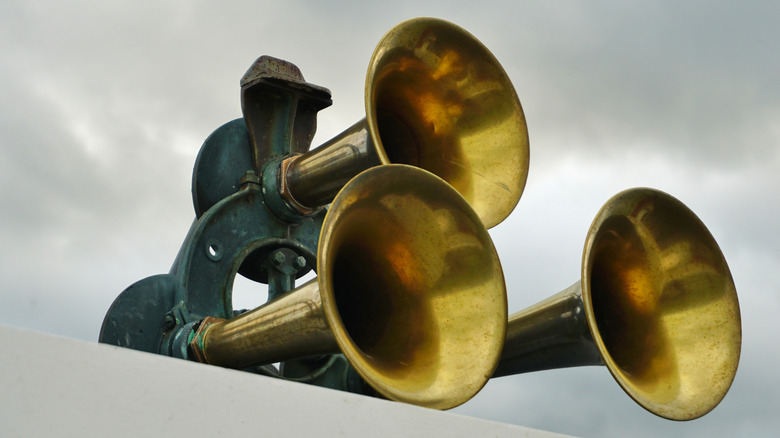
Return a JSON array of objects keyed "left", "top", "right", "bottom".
[
  {"left": 271, "top": 250, "right": 287, "bottom": 266},
  {"left": 293, "top": 256, "right": 307, "bottom": 270},
  {"left": 239, "top": 170, "right": 261, "bottom": 187},
  {"left": 164, "top": 313, "right": 176, "bottom": 330}
]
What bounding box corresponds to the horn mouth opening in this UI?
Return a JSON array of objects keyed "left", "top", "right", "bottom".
[
  {"left": 318, "top": 164, "right": 507, "bottom": 409},
  {"left": 582, "top": 187, "right": 741, "bottom": 420},
  {"left": 364, "top": 17, "right": 530, "bottom": 229}
]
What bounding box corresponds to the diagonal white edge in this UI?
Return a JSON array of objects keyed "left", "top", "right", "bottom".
[{"left": 0, "top": 325, "right": 574, "bottom": 438}]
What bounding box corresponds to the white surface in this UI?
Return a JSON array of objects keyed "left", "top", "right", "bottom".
[{"left": 0, "top": 325, "right": 573, "bottom": 438}]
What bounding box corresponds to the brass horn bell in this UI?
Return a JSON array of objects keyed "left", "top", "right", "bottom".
[
  {"left": 493, "top": 188, "right": 741, "bottom": 420},
  {"left": 188, "top": 165, "right": 508, "bottom": 410},
  {"left": 278, "top": 17, "right": 529, "bottom": 229}
]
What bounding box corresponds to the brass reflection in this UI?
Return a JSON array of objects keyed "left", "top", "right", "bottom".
[
  {"left": 495, "top": 188, "right": 741, "bottom": 421},
  {"left": 584, "top": 188, "right": 741, "bottom": 420},
  {"left": 320, "top": 164, "right": 507, "bottom": 408},
  {"left": 285, "top": 18, "right": 529, "bottom": 229},
  {"left": 367, "top": 18, "right": 529, "bottom": 229}
]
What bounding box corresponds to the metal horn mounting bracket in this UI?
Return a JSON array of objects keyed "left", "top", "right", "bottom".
[{"left": 100, "top": 56, "right": 364, "bottom": 393}]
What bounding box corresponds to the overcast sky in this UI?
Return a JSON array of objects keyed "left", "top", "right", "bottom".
[{"left": 1, "top": 1, "right": 778, "bottom": 437}]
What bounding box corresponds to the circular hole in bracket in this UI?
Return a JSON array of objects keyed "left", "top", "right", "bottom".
[{"left": 206, "top": 238, "right": 223, "bottom": 261}]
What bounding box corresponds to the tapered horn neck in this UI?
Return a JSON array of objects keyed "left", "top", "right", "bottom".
[{"left": 493, "top": 282, "right": 602, "bottom": 377}]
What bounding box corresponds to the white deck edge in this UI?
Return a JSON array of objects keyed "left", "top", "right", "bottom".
[{"left": 0, "top": 325, "right": 573, "bottom": 437}]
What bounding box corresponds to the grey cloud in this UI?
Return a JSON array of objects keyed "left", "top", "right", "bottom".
[{"left": 485, "top": 2, "right": 780, "bottom": 170}]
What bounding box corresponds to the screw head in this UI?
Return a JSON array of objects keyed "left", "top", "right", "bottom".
[
  {"left": 271, "top": 250, "right": 287, "bottom": 266},
  {"left": 293, "top": 256, "right": 307, "bottom": 270},
  {"left": 163, "top": 313, "right": 176, "bottom": 329}
]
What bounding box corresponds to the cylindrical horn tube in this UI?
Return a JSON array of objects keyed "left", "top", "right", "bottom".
[
  {"left": 190, "top": 279, "right": 335, "bottom": 368},
  {"left": 493, "top": 282, "right": 602, "bottom": 377},
  {"left": 284, "top": 120, "right": 381, "bottom": 209}
]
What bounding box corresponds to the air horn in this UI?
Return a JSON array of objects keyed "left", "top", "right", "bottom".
[
  {"left": 237, "top": 17, "right": 529, "bottom": 229},
  {"left": 186, "top": 164, "right": 507, "bottom": 410},
  {"left": 493, "top": 188, "right": 741, "bottom": 420}
]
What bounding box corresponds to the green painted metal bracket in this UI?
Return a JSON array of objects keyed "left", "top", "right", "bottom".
[{"left": 99, "top": 56, "right": 366, "bottom": 396}]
